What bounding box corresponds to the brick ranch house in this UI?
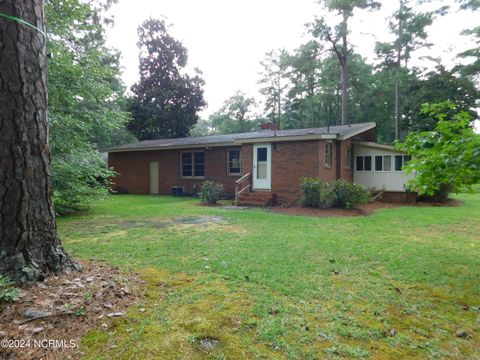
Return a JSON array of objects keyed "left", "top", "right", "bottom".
[{"left": 106, "top": 122, "right": 415, "bottom": 205}]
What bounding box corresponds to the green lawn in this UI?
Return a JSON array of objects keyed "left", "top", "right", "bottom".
[{"left": 58, "top": 193, "right": 480, "bottom": 359}]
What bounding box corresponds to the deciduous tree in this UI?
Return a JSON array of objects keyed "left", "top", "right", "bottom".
[
  {"left": 128, "top": 18, "right": 206, "bottom": 140},
  {"left": 397, "top": 102, "right": 480, "bottom": 201}
]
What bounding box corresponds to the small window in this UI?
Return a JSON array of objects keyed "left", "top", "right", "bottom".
[
  {"left": 228, "top": 149, "right": 241, "bottom": 175},
  {"left": 364, "top": 156, "right": 372, "bottom": 171},
  {"left": 257, "top": 147, "right": 267, "bottom": 162},
  {"left": 181, "top": 151, "right": 205, "bottom": 178},
  {"left": 395, "top": 155, "right": 403, "bottom": 171},
  {"left": 383, "top": 156, "right": 392, "bottom": 171},
  {"left": 395, "top": 155, "right": 411, "bottom": 171},
  {"left": 325, "top": 142, "right": 333, "bottom": 168},
  {"left": 181, "top": 153, "right": 193, "bottom": 177},
  {"left": 375, "top": 156, "right": 383, "bottom": 171},
  {"left": 345, "top": 147, "right": 352, "bottom": 169},
  {"left": 356, "top": 156, "right": 364, "bottom": 171}
]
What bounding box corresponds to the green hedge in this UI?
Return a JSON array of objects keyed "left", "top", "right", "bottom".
[{"left": 301, "top": 178, "right": 371, "bottom": 209}]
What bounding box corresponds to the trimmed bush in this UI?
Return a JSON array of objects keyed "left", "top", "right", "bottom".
[
  {"left": 199, "top": 181, "right": 225, "bottom": 205},
  {"left": 332, "top": 180, "right": 371, "bottom": 209},
  {"left": 300, "top": 178, "right": 321, "bottom": 208},
  {"left": 319, "top": 181, "right": 335, "bottom": 208},
  {"left": 301, "top": 178, "right": 371, "bottom": 209}
]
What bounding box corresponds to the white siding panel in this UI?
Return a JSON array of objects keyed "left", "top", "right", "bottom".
[{"left": 353, "top": 144, "right": 415, "bottom": 192}]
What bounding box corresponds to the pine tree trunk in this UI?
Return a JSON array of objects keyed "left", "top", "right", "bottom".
[
  {"left": 340, "top": 63, "right": 348, "bottom": 125},
  {"left": 0, "top": 0, "right": 79, "bottom": 282},
  {"left": 394, "top": 81, "right": 400, "bottom": 140},
  {"left": 340, "top": 10, "right": 349, "bottom": 126}
]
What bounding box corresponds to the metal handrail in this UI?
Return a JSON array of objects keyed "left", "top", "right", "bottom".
[{"left": 235, "top": 172, "right": 251, "bottom": 206}]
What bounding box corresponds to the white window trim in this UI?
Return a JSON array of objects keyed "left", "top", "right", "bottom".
[
  {"left": 393, "top": 155, "right": 411, "bottom": 172},
  {"left": 180, "top": 150, "right": 205, "bottom": 179},
  {"left": 356, "top": 155, "right": 373, "bottom": 172},
  {"left": 227, "top": 148, "right": 242, "bottom": 176},
  {"left": 345, "top": 146, "right": 352, "bottom": 169},
  {"left": 373, "top": 155, "right": 393, "bottom": 173},
  {"left": 325, "top": 141, "right": 333, "bottom": 168}
]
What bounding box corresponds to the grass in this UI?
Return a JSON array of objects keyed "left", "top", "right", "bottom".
[{"left": 58, "top": 193, "right": 480, "bottom": 359}]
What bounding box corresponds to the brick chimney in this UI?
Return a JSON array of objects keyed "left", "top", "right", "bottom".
[{"left": 259, "top": 120, "right": 279, "bottom": 131}]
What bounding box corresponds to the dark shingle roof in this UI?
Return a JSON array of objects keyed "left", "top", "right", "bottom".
[{"left": 105, "top": 122, "right": 375, "bottom": 152}]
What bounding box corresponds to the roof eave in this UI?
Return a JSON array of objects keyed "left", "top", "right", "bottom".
[
  {"left": 352, "top": 140, "right": 406, "bottom": 152},
  {"left": 337, "top": 122, "right": 376, "bottom": 140},
  {"left": 233, "top": 133, "right": 338, "bottom": 144},
  {"left": 104, "top": 141, "right": 235, "bottom": 153}
]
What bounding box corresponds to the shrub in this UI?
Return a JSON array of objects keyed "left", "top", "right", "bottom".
[
  {"left": 318, "top": 181, "right": 335, "bottom": 208},
  {"left": 300, "top": 178, "right": 371, "bottom": 209},
  {"left": 199, "top": 181, "right": 225, "bottom": 205},
  {"left": 332, "top": 180, "right": 371, "bottom": 209},
  {"left": 52, "top": 150, "right": 115, "bottom": 215},
  {"left": 300, "top": 178, "right": 321, "bottom": 208},
  {"left": 0, "top": 275, "right": 19, "bottom": 303}
]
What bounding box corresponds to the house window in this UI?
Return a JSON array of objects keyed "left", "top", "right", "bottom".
[
  {"left": 375, "top": 156, "right": 383, "bottom": 171},
  {"left": 375, "top": 155, "right": 392, "bottom": 171},
  {"left": 364, "top": 156, "right": 372, "bottom": 171},
  {"left": 356, "top": 156, "right": 364, "bottom": 171},
  {"left": 383, "top": 156, "right": 392, "bottom": 171},
  {"left": 345, "top": 147, "right": 352, "bottom": 169},
  {"left": 356, "top": 156, "right": 372, "bottom": 171},
  {"left": 228, "top": 149, "right": 241, "bottom": 175},
  {"left": 325, "top": 142, "right": 333, "bottom": 168},
  {"left": 181, "top": 151, "right": 205, "bottom": 178},
  {"left": 394, "top": 155, "right": 411, "bottom": 171}
]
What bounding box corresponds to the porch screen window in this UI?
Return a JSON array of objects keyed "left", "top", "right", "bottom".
[
  {"left": 394, "top": 155, "right": 411, "bottom": 171},
  {"left": 375, "top": 156, "right": 383, "bottom": 171},
  {"left": 228, "top": 149, "right": 241, "bottom": 175},
  {"left": 181, "top": 151, "right": 204, "bottom": 178},
  {"left": 384, "top": 156, "right": 392, "bottom": 171},
  {"left": 364, "top": 156, "right": 372, "bottom": 171},
  {"left": 356, "top": 156, "right": 372, "bottom": 171},
  {"left": 375, "top": 155, "right": 392, "bottom": 171},
  {"left": 325, "top": 142, "right": 333, "bottom": 167}
]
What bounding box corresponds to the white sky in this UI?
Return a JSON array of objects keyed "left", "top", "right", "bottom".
[{"left": 106, "top": 0, "right": 478, "bottom": 118}]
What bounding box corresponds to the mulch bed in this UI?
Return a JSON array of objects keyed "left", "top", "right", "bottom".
[
  {"left": 269, "top": 201, "right": 402, "bottom": 217},
  {"left": 269, "top": 199, "right": 462, "bottom": 217},
  {"left": 0, "top": 260, "right": 141, "bottom": 360}
]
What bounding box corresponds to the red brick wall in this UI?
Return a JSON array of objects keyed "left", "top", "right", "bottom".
[
  {"left": 108, "top": 147, "right": 241, "bottom": 196},
  {"left": 336, "top": 139, "right": 354, "bottom": 183},
  {"left": 241, "top": 144, "right": 253, "bottom": 177},
  {"left": 109, "top": 138, "right": 357, "bottom": 203},
  {"left": 269, "top": 140, "right": 349, "bottom": 204}
]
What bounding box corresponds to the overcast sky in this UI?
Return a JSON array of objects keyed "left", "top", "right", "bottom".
[{"left": 106, "top": 0, "right": 477, "bottom": 118}]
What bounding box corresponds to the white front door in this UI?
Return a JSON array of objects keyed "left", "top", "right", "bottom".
[
  {"left": 149, "top": 161, "right": 159, "bottom": 194},
  {"left": 253, "top": 144, "right": 271, "bottom": 190}
]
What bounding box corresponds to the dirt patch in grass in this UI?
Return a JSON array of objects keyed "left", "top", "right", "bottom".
[
  {"left": 269, "top": 201, "right": 400, "bottom": 217},
  {"left": 119, "top": 216, "right": 226, "bottom": 229},
  {"left": 0, "top": 260, "right": 140, "bottom": 360}
]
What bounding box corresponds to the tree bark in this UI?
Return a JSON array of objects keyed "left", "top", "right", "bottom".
[{"left": 0, "top": 0, "right": 79, "bottom": 282}]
